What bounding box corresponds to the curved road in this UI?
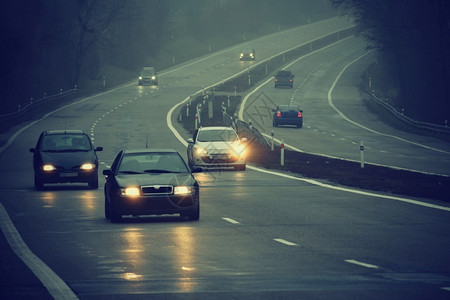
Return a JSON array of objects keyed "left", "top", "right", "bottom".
[{"left": 1, "top": 17, "right": 450, "bottom": 299}]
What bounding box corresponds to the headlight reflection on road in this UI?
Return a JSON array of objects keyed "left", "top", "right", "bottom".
[
  {"left": 121, "top": 229, "right": 144, "bottom": 281},
  {"left": 173, "top": 227, "right": 197, "bottom": 292}
]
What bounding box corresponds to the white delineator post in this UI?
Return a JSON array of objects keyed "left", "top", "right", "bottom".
[
  {"left": 360, "top": 141, "right": 365, "bottom": 168},
  {"left": 271, "top": 130, "right": 274, "bottom": 151},
  {"left": 281, "top": 139, "right": 285, "bottom": 166}
]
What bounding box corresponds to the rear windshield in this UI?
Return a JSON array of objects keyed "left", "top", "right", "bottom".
[{"left": 277, "top": 71, "right": 291, "bottom": 77}]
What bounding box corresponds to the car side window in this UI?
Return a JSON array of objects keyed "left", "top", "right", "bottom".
[{"left": 192, "top": 129, "right": 198, "bottom": 142}]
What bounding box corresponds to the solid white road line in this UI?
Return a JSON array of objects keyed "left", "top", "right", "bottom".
[
  {"left": 0, "top": 203, "right": 79, "bottom": 300},
  {"left": 345, "top": 259, "right": 380, "bottom": 270}
]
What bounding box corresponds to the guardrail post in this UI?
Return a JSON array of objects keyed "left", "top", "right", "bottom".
[
  {"left": 281, "top": 139, "right": 285, "bottom": 166},
  {"left": 271, "top": 130, "right": 274, "bottom": 151}
]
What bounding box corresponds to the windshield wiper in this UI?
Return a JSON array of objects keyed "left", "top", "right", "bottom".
[
  {"left": 119, "top": 170, "right": 144, "bottom": 174},
  {"left": 143, "top": 169, "right": 179, "bottom": 173}
]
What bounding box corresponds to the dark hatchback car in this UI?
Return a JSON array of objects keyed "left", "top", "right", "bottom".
[
  {"left": 103, "top": 149, "right": 200, "bottom": 222},
  {"left": 138, "top": 66, "right": 158, "bottom": 86},
  {"left": 239, "top": 48, "right": 256, "bottom": 61},
  {"left": 30, "top": 130, "right": 103, "bottom": 190},
  {"left": 273, "top": 105, "right": 303, "bottom": 128},
  {"left": 274, "top": 70, "right": 294, "bottom": 88}
]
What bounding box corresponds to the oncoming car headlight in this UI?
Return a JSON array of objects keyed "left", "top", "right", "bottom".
[
  {"left": 80, "top": 163, "right": 95, "bottom": 170},
  {"left": 231, "top": 142, "right": 246, "bottom": 158},
  {"left": 151, "top": 76, "right": 156, "bottom": 80},
  {"left": 139, "top": 76, "right": 143, "bottom": 80},
  {"left": 195, "top": 147, "right": 208, "bottom": 156},
  {"left": 174, "top": 186, "right": 193, "bottom": 195},
  {"left": 121, "top": 187, "right": 141, "bottom": 197},
  {"left": 42, "top": 164, "right": 56, "bottom": 171}
]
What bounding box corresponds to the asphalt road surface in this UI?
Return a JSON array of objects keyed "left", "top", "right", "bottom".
[{"left": 1, "top": 17, "right": 450, "bottom": 299}]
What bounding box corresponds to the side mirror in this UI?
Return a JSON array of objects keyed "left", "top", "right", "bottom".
[
  {"left": 191, "top": 167, "right": 202, "bottom": 173},
  {"left": 103, "top": 169, "right": 113, "bottom": 176},
  {"left": 95, "top": 146, "right": 103, "bottom": 152},
  {"left": 241, "top": 138, "right": 248, "bottom": 143},
  {"left": 187, "top": 138, "right": 194, "bottom": 144},
  {"left": 29, "top": 148, "right": 35, "bottom": 153}
]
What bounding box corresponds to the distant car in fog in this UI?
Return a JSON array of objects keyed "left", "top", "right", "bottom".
[
  {"left": 102, "top": 149, "right": 200, "bottom": 222},
  {"left": 30, "top": 130, "right": 103, "bottom": 190},
  {"left": 272, "top": 105, "right": 303, "bottom": 128},
  {"left": 239, "top": 48, "right": 256, "bottom": 61},
  {"left": 274, "top": 70, "right": 294, "bottom": 88},
  {"left": 138, "top": 67, "right": 158, "bottom": 85}
]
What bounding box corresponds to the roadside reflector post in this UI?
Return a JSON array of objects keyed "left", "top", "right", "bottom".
[
  {"left": 271, "top": 130, "right": 274, "bottom": 151},
  {"left": 249, "top": 121, "right": 252, "bottom": 132},
  {"left": 208, "top": 97, "right": 213, "bottom": 119},
  {"left": 186, "top": 102, "right": 190, "bottom": 117},
  {"left": 281, "top": 139, "right": 285, "bottom": 166},
  {"left": 195, "top": 113, "right": 198, "bottom": 130},
  {"left": 360, "top": 141, "right": 365, "bottom": 168},
  {"left": 227, "top": 95, "right": 230, "bottom": 107}
]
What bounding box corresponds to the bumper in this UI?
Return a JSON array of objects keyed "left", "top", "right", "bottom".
[
  {"left": 139, "top": 79, "right": 158, "bottom": 85},
  {"left": 192, "top": 154, "right": 246, "bottom": 168},
  {"left": 274, "top": 118, "right": 302, "bottom": 126},
  {"left": 111, "top": 193, "right": 198, "bottom": 216},
  {"left": 36, "top": 170, "right": 97, "bottom": 184}
]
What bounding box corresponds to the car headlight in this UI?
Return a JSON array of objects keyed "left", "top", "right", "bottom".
[
  {"left": 42, "top": 164, "right": 56, "bottom": 171},
  {"left": 121, "top": 187, "right": 141, "bottom": 197},
  {"left": 195, "top": 147, "right": 208, "bottom": 156},
  {"left": 151, "top": 76, "right": 156, "bottom": 80},
  {"left": 174, "top": 186, "right": 193, "bottom": 195},
  {"left": 232, "top": 142, "right": 246, "bottom": 158},
  {"left": 139, "top": 76, "right": 143, "bottom": 80},
  {"left": 80, "top": 163, "right": 95, "bottom": 170}
]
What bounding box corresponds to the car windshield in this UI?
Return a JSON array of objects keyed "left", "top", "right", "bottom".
[
  {"left": 277, "top": 71, "right": 291, "bottom": 77},
  {"left": 41, "top": 134, "right": 91, "bottom": 152},
  {"left": 197, "top": 129, "right": 239, "bottom": 142},
  {"left": 141, "top": 70, "right": 155, "bottom": 76},
  {"left": 118, "top": 152, "right": 189, "bottom": 174},
  {"left": 279, "top": 105, "right": 299, "bottom": 111}
]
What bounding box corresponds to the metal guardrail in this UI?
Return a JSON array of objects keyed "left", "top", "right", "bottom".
[
  {"left": 369, "top": 93, "right": 450, "bottom": 135},
  {"left": 0, "top": 89, "right": 79, "bottom": 132}
]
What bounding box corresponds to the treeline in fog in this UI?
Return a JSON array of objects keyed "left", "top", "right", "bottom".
[
  {"left": 1, "top": 0, "right": 333, "bottom": 115},
  {"left": 330, "top": 0, "right": 450, "bottom": 124}
]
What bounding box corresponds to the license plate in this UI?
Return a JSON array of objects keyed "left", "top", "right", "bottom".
[{"left": 60, "top": 172, "right": 77, "bottom": 177}]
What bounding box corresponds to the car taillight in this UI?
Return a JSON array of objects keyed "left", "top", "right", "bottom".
[
  {"left": 277, "top": 111, "right": 281, "bottom": 117},
  {"left": 289, "top": 79, "right": 293, "bottom": 82},
  {"left": 297, "top": 111, "right": 302, "bottom": 117},
  {"left": 275, "top": 78, "right": 278, "bottom": 82}
]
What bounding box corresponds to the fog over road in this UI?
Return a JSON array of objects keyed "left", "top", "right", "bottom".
[{"left": 1, "top": 17, "right": 450, "bottom": 299}]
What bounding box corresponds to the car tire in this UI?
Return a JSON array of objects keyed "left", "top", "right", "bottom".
[
  {"left": 297, "top": 121, "right": 303, "bottom": 128},
  {"left": 188, "top": 202, "right": 200, "bottom": 221},
  {"left": 110, "top": 204, "right": 122, "bottom": 223},
  {"left": 235, "top": 164, "right": 246, "bottom": 171},
  {"left": 273, "top": 120, "right": 278, "bottom": 127},
  {"left": 104, "top": 196, "right": 111, "bottom": 220},
  {"left": 34, "top": 174, "right": 44, "bottom": 190},
  {"left": 88, "top": 176, "right": 98, "bottom": 189}
]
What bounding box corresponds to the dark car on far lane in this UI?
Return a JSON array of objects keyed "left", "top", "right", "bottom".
[
  {"left": 273, "top": 105, "right": 303, "bottom": 128},
  {"left": 30, "top": 130, "right": 103, "bottom": 190},
  {"left": 103, "top": 149, "right": 200, "bottom": 222},
  {"left": 274, "top": 70, "right": 294, "bottom": 88}
]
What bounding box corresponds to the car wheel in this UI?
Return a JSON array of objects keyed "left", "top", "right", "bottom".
[
  {"left": 34, "top": 174, "right": 44, "bottom": 190},
  {"left": 235, "top": 164, "right": 246, "bottom": 171},
  {"left": 188, "top": 203, "right": 200, "bottom": 221},
  {"left": 297, "top": 121, "right": 303, "bottom": 128},
  {"left": 104, "top": 196, "right": 111, "bottom": 219},
  {"left": 88, "top": 177, "right": 98, "bottom": 189},
  {"left": 274, "top": 85, "right": 278, "bottom": 88},
  {"left": 273, "top": 120, "right": 278, "bottom": 127},
  {"left": 110, "top": 204, "right": 122, "bottom": 223}
]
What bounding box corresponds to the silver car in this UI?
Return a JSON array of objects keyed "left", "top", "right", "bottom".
[{"left": 187, "top": 126, "right": 247, "bottom": 171}]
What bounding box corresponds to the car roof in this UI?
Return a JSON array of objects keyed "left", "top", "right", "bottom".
[
  {"left": 44, "top": 130, "right": 86, "bottom": 135},
  {"left": 278, "top": 105, "right": 300, "bottom": 110},
  {"left": 198, "top": 126, "right": 235, "bottom": 131},
  {"left": 122, "top": 148, "right": 180, "bottom": 155}
]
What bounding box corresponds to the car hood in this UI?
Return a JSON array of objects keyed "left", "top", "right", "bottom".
[
  {"left": 115, "top": 172, "right": 196, "bottom": 188},
  {"left": 40, "top": 151, "right": 97, "bottom": 168},
  {"left": 196, "top": 141, "right": 240, "bottom": 153}
]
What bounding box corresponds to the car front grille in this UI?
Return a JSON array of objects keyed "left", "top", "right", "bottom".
[{"left": 141, "top": 185, "right": 173, "bottom": 195}]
